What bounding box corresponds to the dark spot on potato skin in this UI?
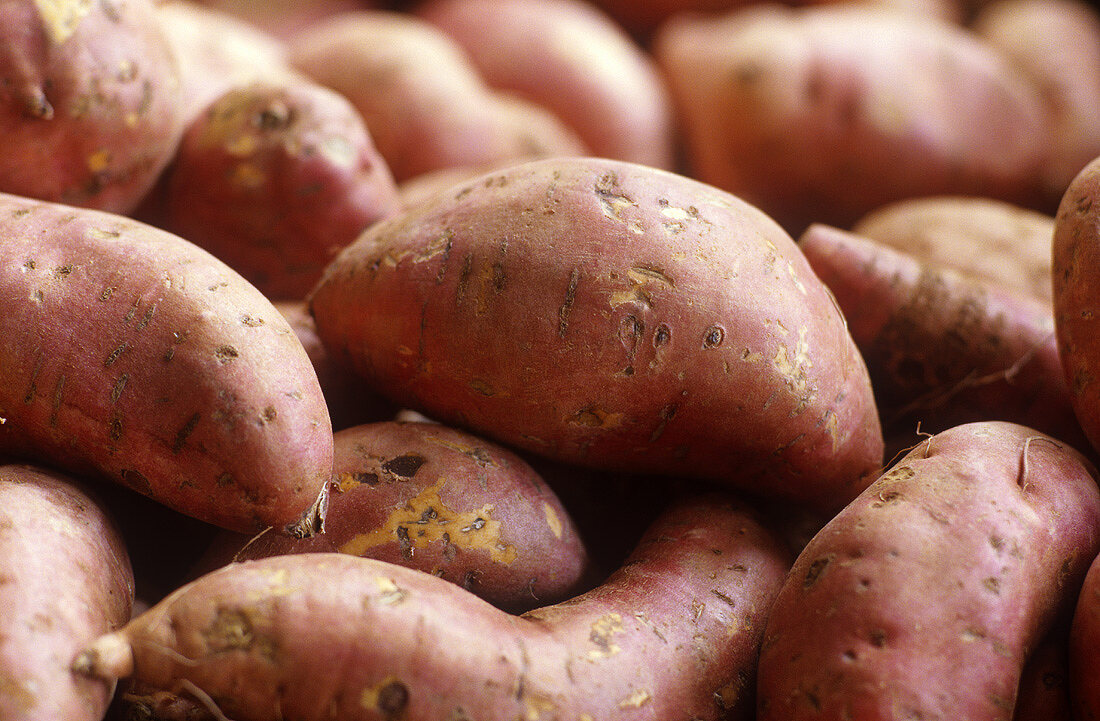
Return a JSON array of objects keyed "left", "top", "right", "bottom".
[
  {"left": 803, "top": 555, "right": 832, "bottom": 589},
  {"left": 377, "top": 680, "right": 410, "bottom": 717},
  {"left": 382, "top": 454, "right": 425, "bottom": 478}
]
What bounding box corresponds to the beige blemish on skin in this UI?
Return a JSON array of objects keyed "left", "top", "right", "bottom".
[
  {"left": 587, "top": 613, "right": 624, "bottom": 660},
  {"left": 320, "top": 136, "right": 355, "bottom": 168},
  {"left": 823, "top": 410, "right": 840, "bottom": 454},
  {"left": 225, "top": 134, "right": 259, "bottom": 157},
  {"left": 372, "top": 577, "right": 408, "bottom": 606},
  {"left": 34, "top": 0, "right": 92, "bottom": 45},
  {"left": 521, "top": 690, "right": 558, "bottom": 721},
  {"left": 618, "top": 689, "right": 652, "bottom": 709},
  {"left": 773, "top": 327, "right": 815, "bottom": 410},
  {"left": 609, "top": 267, "right": 674, "bottom": 309},
  {"left": 86, "top": 227, "right": 121, "bottom": 241},
  {"left": 543, "top": 502, "right": 562, "bottom": 539},
  {"left": 340, "top": 478, "right": 518, "bottom": 565},
  {"left": 568, "top": 406, "right": 624, "bottom": 430},
  {"left": 423, "top": 435, "right": 497, "bottom": 467}
]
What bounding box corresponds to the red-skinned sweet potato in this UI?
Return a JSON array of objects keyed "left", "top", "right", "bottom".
[
  {"left": 309, "top": 156, "right": 884, "bottom": 510},
  {"left": 1053, "top": 155, "right": 1100, "bottom": 456},
  {"left": 418, "top": 0, "right": 675, "bottom": 170},
  {"left": 799, "top": 223, "right": 1085, "bottom": 449},
  {"left": 0, "top": 192, "right": 332, "bottom": 534},
  {"left": 0, "top": 463, "right": 133, "bottom": 721},
  {"left": 0, "top": 0, "right": 184, "bottom": 214},
  {"left": 973, "top": 0, "right": 1100, "bottom": 207},
  {"left": 655, "top": 5, "right": 1052, "bottom": 233},
  {"left": 1071, "top": 551, "right": 1100, "bottom": 719},
  {"left": 76, "top": 494, "right": 790, "bottom": 721},
  {"left": 194, "top": 420, "right": 593, "bottom": 611},
  {"left": 286, "top": 11, "right": 586, "bottom": 182},
  {"left": 851, "top": 195, "right": 1056, "bottom": 304},
  {"left": 756, "top": 421, "right": 1100, "bottom": 720},
  {"left": 157, "top": 80, "right": 401, "bottom": 300}
]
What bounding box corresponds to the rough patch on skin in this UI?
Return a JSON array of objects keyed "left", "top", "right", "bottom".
[
  {"left": 594, "top": 172, "right": 643, "bottom": 234},
  {"left": 543, "top": 502, "right": 562, "bottom": 539},
  {"left": 0, "top": 672, "right": 36, "bottom": 713},
  {"left": 568, "top": 406, "right": 624, "bottom": 430},
  {"left": 338, "top": 478, "right": 518, "bottom": 564},
  {"left": 773, "top": 327, "right": 816, "bottom": 414},
  {"left": 587, "top": 613, "right": 624, "bottom": 659},
  {"left": 618, "top": 688, "right": 652, "bottom": 709},
  {"left": 359, "top": 675, "right": 408, "bottom": 715},
  {"left": 422, "top": 435, "right": 497, "bottom": 467},
  {"left": 609, "top": 267, "right": 674, "bottom": 310},
  {"left": 34, "top": 0, "right": 92, "bottom": 44}
]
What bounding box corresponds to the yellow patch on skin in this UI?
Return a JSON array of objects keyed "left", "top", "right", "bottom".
[
  {"left": 232, "top": 163, "right": 265, "bottom": 189},
  {"left": 543, "top": 502, "right": 562, "bottom": 539},
  {"left": 618, "top": 689, "right": 652, "bottom": 708},
  {"left": 521, "top": 690, "right": 558, "bottom": 721},
  {"left": 0, "top": 672, "right": 37, "bottom": 712},
  {"left": 587, "top": 613, "right": 624, "bottom": 660},
  {"left": 568, "top": 406, "right": 623, "bottom": 429},
  {"left": 772, "top": 327, "right": 816, "bottom": 412},
  {"left": 824, "top": 410, "right": 840, "bottom": 455},
  {"left": 224, "top": 134, "right": 259, "bottom": 157},
  {"left": 372, "top": 577, "right": 408, "bottom": 605},
  {"left": 34, "top": 0, "right": 92, "bottom": 44},
  {"left": 339, "top": 478, "right": 518, "bottom": 565},
  {"left": 86, "top": 149, "right": 111, "bottom": 173}
]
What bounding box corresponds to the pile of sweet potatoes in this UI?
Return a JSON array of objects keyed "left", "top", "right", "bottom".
[{"left": 6, "top": 0, "right": 1100, "bottom": 719}]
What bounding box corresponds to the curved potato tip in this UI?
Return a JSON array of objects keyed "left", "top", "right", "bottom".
[
  {"left": 284, "top": 481, "right": 330, "bottom": 538},
  {"left": 71, "top": 631, "right": 134, "bottom": 681}
]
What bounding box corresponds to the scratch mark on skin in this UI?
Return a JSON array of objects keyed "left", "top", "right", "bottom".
[
  {"left": 49, "top": 374, "right": 65, "bottom": 427},
  {"left": 595, "top": 172, "right": 644, "bottom": 234},
  {"left": 609, "top": 267, "right": 674, "bottom": 309},
  {"left": 558, "top": 268, "right": 580, "bottom": 338},
  {"left": 650, "top": 404, "right": 678, "bottom": 442},
  {"left": 24, "top": 351, "right": 45, "bottom": 404}
]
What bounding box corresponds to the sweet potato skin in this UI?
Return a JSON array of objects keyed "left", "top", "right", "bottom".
[
  {"left": 756, "top": 421, "right": 1100, "bottom": 720},
  {"left": 309, "top": 157, "right": 884, "bottom": 509},
  {"left": 799, "top": 223, "right": 1085, "bottom": 449},
  {"left": 0, "top": 192, "right": 332, "bottom": 533},
  {"left": 418, "top": 0, "right": 675, "bottom": 170},
  {"left": 0, "top": 0, "right": 184, "bottom": 214},
  {"left": 654, "top": 5, "right": 1051, "bottom": 232},
  {"left": 76, "top": 494, "right": 790, "bottom": 721},
  {"left": 851, "top": 196, "right": 1056, "bottom": 305},
  {"left": 0, "top": 464, "right": 133, "bottom": 721},
  {"left": 286, "top": 11, "right": 586, "bottom": 182},
  {"left": 1054, "top": 157, "right": 1100, "bottom": 455},
  {"left": 196, "top": 420, "right": 593, "bottom": 611},
  {"left": 1071, "top": 553, "right": 1100, "bottom": 720},
  {"left": 159, "top": 80, "right": 401, "bottom": 300}
]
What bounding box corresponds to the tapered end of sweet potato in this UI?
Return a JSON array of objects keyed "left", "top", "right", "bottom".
[
  {"left": 72, "top": 632, "right": 134, "bottom": 681},
  {"left": 283, "top": 481, "right": 329, "bottom": 538}
]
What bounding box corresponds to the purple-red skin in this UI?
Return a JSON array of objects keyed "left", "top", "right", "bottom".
[
  {"left": 75, "top": 494, "right": 791, "bottom": 721},
  {"left": 195, "top": 420, "right": 594, "bottom": 611},
  {"left": 0, "top": 192, "right": 333, "bottom": 534},
  {"left": 1071, "top": 552, "right": 1100, "bottom": 720},
  {"left": 0, "top": 464, "right": 133, "bottom": 721},
  {"left": 161, "top": 80, "right": 401, "bottom": 301},
  {"left": 308, "top": 157, "right": 884, "bottom": 510},
  {"left": 418, "top": 0, "right": 675, "bottom": 170},
  {"left": 800, "top": 223, "right": 1087, "bottom": 451},
  {"left": 0, "top": 0, "right": 184, "bottom": 214},
  {"left": 1054, "top": 156, "right": 1100, "bottom": 457},
  {"left": 757, "top": 421, "right": 1100, "bottom": 720}
]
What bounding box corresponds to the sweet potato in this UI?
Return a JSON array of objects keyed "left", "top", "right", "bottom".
[
  {"left": 75, "top": 494, "right": 790, "bottom": 721},
  {"left": 0, "top": 0, "right": 184, "bottom": 214},
  {"left": 418, "top": 0, "right": 675, "bottom": 170},
  {"left": 799, "top": 223, "right": 1085, "bottom": 449},
  {"left": 0, "top": 463, "right": 133, "bottom": 721},
  {"left": 850, "top": 196, "right": 1056, "bottom": 304},
  {"left": 156, "top": 79, "right": 401, "bottom": 300},
  {"left": 655, "top": 4, "right": 1051, "bottom": 232},
  {"left": 973, "top": 0, "right": 1100, "bottom": 206},
  {"left": 756, "top": 421, "right": 1100, "bottom": 720},
  {"left": 286, "top": 11, "right": 586, "bottom": 182},
  {"left": 1071, "top": 551, "right": 1100, "bottom": 719},
  {"left": 309, "top": 156, "right": 884, "bottom": 509},
  {"left": 0, "top": 192, "right": 332, "bottom": 534},
  {"left": 1053, "top": 156, "right": 1100, "bottom": 455},
  {"left": 156, "top": 1, "right": 301, "bottom": 122},
  {"left": 195, "top": 420, "right": 593, "bottom": 611}
]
